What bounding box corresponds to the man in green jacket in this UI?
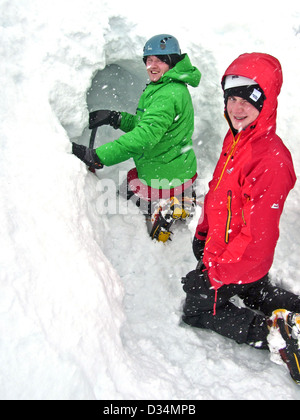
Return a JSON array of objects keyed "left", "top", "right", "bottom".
[{"left": 72, "top": 34, "right": 201, "bottom": 241}]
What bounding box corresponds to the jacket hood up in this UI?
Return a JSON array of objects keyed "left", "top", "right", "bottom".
[{"left": 222, "top": 53, "right": 283, "bottom": 135}]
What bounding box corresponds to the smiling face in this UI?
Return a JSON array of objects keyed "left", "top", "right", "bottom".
[
  {"left": 226, "top": 96, "right": 260, "bottom": 131},
  {"left": 146, "top": 56, "right": 170, "bottom": 82}
]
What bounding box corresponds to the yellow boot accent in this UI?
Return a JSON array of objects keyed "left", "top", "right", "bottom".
[
  {"left": 271, "top": 309, "right": 300, "bottom": 338},
  {"left": 157, "top": 231, "right": 172, "bottom": 243},
  {"left": 170, "top": 197, "right": 184, "bottom": 220},
  {"left": 272, "top": 309, "right": 290, "bottom": 334},
  {"left": 273, "top": 309, "right": 289, "bottom": 320}
]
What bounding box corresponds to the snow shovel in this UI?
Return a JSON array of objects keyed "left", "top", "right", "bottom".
[{"left": 87, "top": 126, "right": 98, "bottom": 173}]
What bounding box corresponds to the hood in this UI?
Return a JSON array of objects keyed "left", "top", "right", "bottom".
[
  {"left": 222, "top": 53, "right": 283, "bottom": 134},
  {"left": 164, "top": 53, "right": 201, "bottom": 88}
]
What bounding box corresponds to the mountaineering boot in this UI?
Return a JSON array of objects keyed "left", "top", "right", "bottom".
[
  {"left": 268, "top": 309, "right": 300, "bottom": 385},
  {"left": 150, "top": 210, "right": 174, "bottom": 242},
  {"left": 149, "top": 195, "right": 196, "bottom": 242}
]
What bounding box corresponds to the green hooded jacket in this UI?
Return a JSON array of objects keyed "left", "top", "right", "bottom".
[{"left": 96, "top": 54, "right": 201, "bottom": 188}]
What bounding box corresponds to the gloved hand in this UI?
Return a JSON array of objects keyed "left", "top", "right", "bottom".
[
  {"left": 72, "top": 143, "right": 103, "bottom": 170},
  {"left": 89, "top": 110, "right": 121, "bottom": 129}
]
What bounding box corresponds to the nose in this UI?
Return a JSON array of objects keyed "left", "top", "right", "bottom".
[
  {"left": 232, "top": 101, "right": 246, "bottom": 114},
  {"left": 149, "top": 61, "right": 158, "bottom": 69}
]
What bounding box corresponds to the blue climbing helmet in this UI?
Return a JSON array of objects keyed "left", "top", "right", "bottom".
[
  {"left": 143, "top": 34, "right": 182, "bottom": 68},
  {"left": 143, "top": 34, "right": 181, "bottom": 57}
]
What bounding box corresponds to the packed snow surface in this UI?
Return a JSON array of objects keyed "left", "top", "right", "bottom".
[{"left": 1, "top": 0, "right": 300, "bottom": 400}]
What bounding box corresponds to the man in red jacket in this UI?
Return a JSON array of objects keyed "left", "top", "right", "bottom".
[{"left": 182, "top": 53, "right": 300, "bottom": 384}]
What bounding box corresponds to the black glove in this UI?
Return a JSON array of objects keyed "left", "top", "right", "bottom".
[
  {"left": 72, "top": 143, "right": 103, "bottom": 170},
  {"left": 193, "top": 237, "right": 206, "bottom": 261},
  {"left": 89, "top": 110, "right": 121, "bottom": 130}
]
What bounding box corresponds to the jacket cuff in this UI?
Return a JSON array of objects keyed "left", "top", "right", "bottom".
[{"left": 195, "top": 230, "right": 208, "bottom": 241}]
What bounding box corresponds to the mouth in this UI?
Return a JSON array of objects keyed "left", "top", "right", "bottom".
[
  {"left": 146, "top": 66, "right": 158, "bottom": 74},
  {"left": 233, "top": 116, "right": 248, "bottom": 123}
]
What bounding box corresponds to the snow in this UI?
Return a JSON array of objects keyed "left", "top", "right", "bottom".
[{"left": 1, "top": 0, "right": 300, "bottom": 400}]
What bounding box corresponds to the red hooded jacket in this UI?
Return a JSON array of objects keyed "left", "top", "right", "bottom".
[{"left": 195, "top": 53, "right": 297, "bottom": 290}]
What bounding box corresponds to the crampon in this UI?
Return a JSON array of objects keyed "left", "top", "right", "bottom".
[
  {"left": 149, "top": 195, "right": 196, "bottom": 243},
  {"left": 268, "top": 309, "right": 300, "bottom": 385}
]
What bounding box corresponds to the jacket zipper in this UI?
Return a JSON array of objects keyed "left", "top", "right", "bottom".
[
  {"left": 212, "top": 130, "right": 241, "bottom": 315},
  {"left": 214, "top": 132, "right": 242, "bottom": 191}
]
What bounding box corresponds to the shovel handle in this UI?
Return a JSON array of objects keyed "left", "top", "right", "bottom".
[
  {"left": 89, "top": 127, "right": 98, "bottom": 149},
  {"left": 87, "top": 127, "right": 98, "bottom": 173}
]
